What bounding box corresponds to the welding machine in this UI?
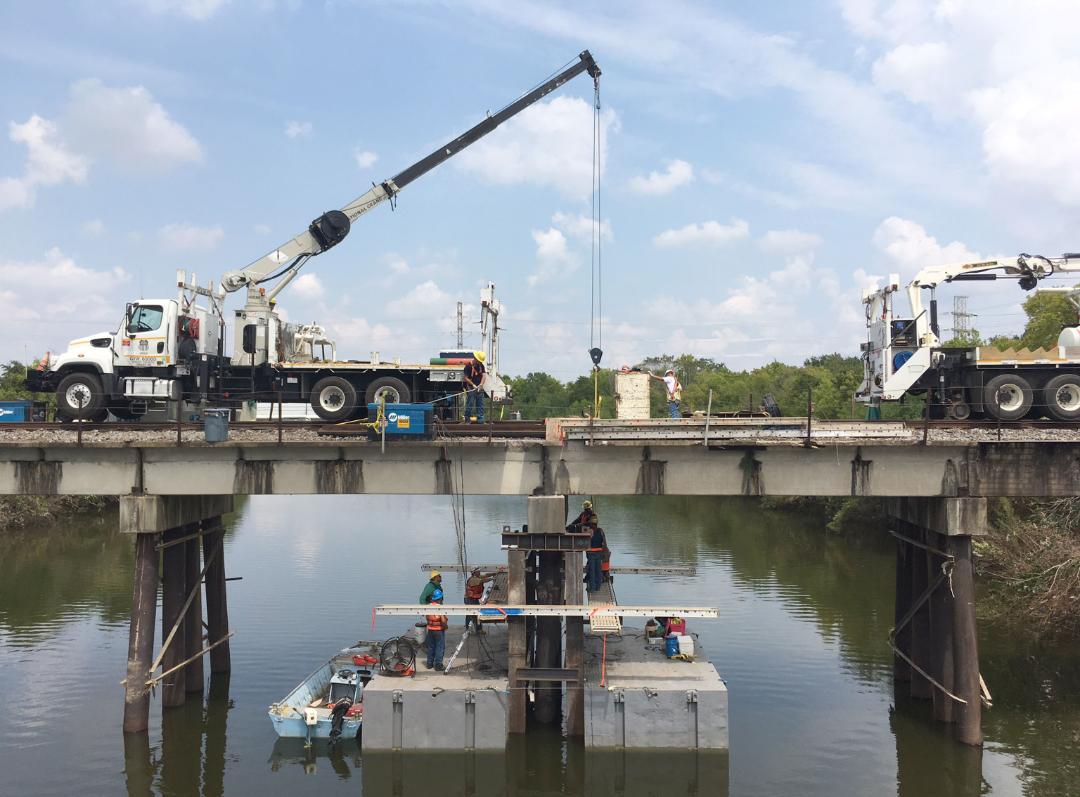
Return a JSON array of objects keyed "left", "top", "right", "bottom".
[{"left": 368, "top": 402, "right": 435, "bottom": 439}]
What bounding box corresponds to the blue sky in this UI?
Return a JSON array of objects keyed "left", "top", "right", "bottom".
[{"left": 2, "top": 0, "right": 1077, "bottom": 378}]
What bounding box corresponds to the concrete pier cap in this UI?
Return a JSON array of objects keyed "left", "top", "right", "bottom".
[
  {"left": 120, "top": 495, "right": 235, "bottom": 534},
  {"left": 885, "top": 497, "right": 988, "bottom": 537}
]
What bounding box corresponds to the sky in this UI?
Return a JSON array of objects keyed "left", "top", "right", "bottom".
[{"left": 2, "top": 0, "right": 1079, "bottom": 379}]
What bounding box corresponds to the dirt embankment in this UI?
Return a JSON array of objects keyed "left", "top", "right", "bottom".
[{"left": 0, "top": 495, "right": 118, "bottom": 530}]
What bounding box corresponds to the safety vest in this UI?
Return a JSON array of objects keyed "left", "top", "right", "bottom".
[
  {"left": 465, "top": 577, "right": 485, "bottom": 600},
  {"left": 426, "top": 614, "right": 447, "bottom": 632}
]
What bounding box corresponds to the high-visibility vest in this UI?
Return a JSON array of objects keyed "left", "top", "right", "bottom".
[
  {"left": 426, "top": 614, "right": 447, "bottom": 632},
  {"left": 465, "top": 577, "right": 485, "bottom": 600}
]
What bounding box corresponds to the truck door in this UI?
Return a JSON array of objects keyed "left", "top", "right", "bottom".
[{"left": 118, "top": 302, "right": 177, "bottom": 368}]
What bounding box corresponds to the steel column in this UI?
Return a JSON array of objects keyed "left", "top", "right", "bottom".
[{"left": 122, "top": 531, "right": 160, "bottom": 733}]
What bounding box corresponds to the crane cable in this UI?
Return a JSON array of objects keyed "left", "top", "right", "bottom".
[{"left": 590, "top": 74, "right": 603, "bottom": 417}]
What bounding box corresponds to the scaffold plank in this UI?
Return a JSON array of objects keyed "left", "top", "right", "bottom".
[
  {"left": 419, "top": 563, "right": 696, "bottom": 576},
  {"left": 373, "top": 604, "right": 718, "bottom": 618}
]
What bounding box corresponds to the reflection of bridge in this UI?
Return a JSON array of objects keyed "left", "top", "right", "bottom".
[{"left": 3, "top": 417, "right": 1061, "bottom": 749}]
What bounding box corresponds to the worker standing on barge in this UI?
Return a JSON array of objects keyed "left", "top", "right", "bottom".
[
  {"left": 425, "top": 594, "right": 448, "bottom": 671},
  {"left": 464, "top": 568, "right": 495, "bottom": 633},
  {"left": 586, "top": 514, "right": 607, "bottom": 592}
]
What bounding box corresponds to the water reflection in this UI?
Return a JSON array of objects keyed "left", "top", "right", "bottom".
[{"left": 123, "top": 674, "right": 233, "bottom": 797}]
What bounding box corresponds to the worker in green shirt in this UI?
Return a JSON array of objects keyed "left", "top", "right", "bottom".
[{"left": 420, "top": 570, "right": 442, "bottom": 604}]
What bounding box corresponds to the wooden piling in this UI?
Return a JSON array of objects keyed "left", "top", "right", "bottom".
[
  {"left": 507, "top": 548, "right": 528, "bottom": 734},
  {"left": 123, "top": 532, "right": 160, "bottom": 733},
  {"left": 928, "top": 531, "right": 955, "bottom": 724},
  {"left": 202, "top": 521, "right": 231, "bottom": 673},
  {"left": 161, "top": 527, "right": 187, "bottom": 707},
  {"left": 909, "top": 532, "right": 932, "bottom": 700},
  {"left": 893, "top": 535, "right": 912, "bottom": 685},
  {"left": 949, "top": 535, "right": 982, "bottom": 745},
  {"left": 184, "top": 533, "right": 204, "bottom": 693}
]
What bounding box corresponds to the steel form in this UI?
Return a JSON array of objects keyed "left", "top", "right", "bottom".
[
  {"left": 373, "top": 604, "right": 719, "bottom": 618},
  {"left": 419, "top": 563, "right": 696, "bottom": 576}
]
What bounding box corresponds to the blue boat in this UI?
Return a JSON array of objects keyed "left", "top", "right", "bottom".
[{"left": 268, "top": 644, "right": 381, "bottom": 741}]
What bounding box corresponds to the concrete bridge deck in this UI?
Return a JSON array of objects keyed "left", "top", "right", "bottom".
[{"left": 0, "top": 417, "right": 1078, "bottom": 496}]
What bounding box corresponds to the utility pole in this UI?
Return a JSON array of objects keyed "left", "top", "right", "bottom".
[
  {"left": 949, "top": 296, "right": 976, "bottom": 338},
  {"left": 456, "top": 302, "right": 464, "bottom": 348}
]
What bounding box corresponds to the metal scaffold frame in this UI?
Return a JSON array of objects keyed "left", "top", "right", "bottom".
[{"left": 373, "top": 604, "right": 719, "bottom": 618}]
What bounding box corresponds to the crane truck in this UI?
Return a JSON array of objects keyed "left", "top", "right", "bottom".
[
  {"left": 855, "top": 253, "right": 1080, "bottom": 421},
  {"left": 26, "top": 51, "right": 602, "bottom": 423}
]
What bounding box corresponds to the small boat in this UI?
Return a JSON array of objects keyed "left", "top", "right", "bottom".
[{"left": 268, "top": 644, "right": 381, "bottom": 741}]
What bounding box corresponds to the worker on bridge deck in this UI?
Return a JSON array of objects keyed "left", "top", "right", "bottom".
[
  {"left": 463, "top": 351, "right": 486, "bottom": 423},
  {"left": 425, "top": 593, "right": 448, "bottom": 671},
  {"left": 585, "top": 514, "right": 607, "bottom": 593},
  {"left": 464, "top": 567, "right": 495, "bottom": 633},
  {"left": 650, "top": 368, "right": 683, "bottom": 418}
]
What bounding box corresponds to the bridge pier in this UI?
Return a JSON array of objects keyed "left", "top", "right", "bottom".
[
  {"left": 887, "top": 497, "right": 986, "bottom": 746},
  {"left": 120, "top": 495, "right": 233, "bottom": 733}
]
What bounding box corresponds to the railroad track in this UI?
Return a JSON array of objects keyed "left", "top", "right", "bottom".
[{"left": 316, "top": 420, "right": 547, "bottom": 439}]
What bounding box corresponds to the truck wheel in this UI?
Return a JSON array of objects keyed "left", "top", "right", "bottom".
[
  {"left": 1043, "top": 374, "right": 1080, "bottom": 421},
  {"left": 365, "top": 376, "right": 411, "bottom": 406},
  {"left": 56, "top": 372, "right": 107, "bottom": 421},
  {"left": 983, "top": 374, "right": 1033, "bottom": 421},
  {"left": 310, "top": 376, "right": 358, "bottom": 422}
]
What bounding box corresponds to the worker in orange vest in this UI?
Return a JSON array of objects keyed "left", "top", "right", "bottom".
[
  {"left": 464, "top": 567, "right": 495, "bottom": 634},
  {"left": 585, "top": 514, "right": 607, "bottom": 592},
  {"left": 425, "top": 594, "right": 449, "bottom": 671}
]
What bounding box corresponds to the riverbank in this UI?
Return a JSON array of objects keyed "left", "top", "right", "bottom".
[
  {"left": 0, "top": 495, "right": 117, "bottom": 530},
  {"left": 763, "top": 495, "right": 1080, "bottom": 640}
]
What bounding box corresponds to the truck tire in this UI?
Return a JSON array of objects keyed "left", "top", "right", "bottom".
[
  {"left": 983, "top": 373, "right": 1033, "bottom": 421},
  {"left": 56, "top": 372, "right": 107, "bottom": 422},
  {"left": 310, "top": 376, "right": 358, "bottom": 422},
  {"left": 1043, "top": 374, "right": 1080, "bottom": 421},
  {"left": 365, "top": 376, "right": 411, "bottom": 406}
]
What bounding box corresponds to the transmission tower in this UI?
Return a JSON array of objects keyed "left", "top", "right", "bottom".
[
  {"left": 456, "top": 301, "right": 464, "bottom": 348},
  {"left": 949, "top": 295, "right": 976, "bottom": 337}
]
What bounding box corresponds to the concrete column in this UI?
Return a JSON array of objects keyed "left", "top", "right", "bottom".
[
  {"left": 893, "top": 536, "right": 912, "bottom": 685},
  {"left": 202, "top": 521, "right": 231, "bottom": 673},
  {"left": 123, "top": 531, "right": 160, "bottom": 733},
  {"left": 949, "top": 535, "right": 982, "bottom": 746},
  {"left": 161, "top": 526, "right": 187, "bottom": 708},
  {"left": 507, "top": 548, "right": 528, "bottom": 734},
  {"left": 184, "top": 534, "right": 204, "bottom": 694},
  {"left": 928, "top": 530, "right": 955, "bottom": 724},
  {"left": 909, "top": 530, "right": 932, "bottom": 700}
]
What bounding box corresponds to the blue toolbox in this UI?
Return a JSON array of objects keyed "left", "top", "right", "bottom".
[{"left": 368, "top": 403, "right": 434, "bottom": 438}]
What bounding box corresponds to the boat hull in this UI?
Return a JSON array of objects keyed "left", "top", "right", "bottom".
[{"left": 269, "top": 712, "right": 362, "bottom": 740}]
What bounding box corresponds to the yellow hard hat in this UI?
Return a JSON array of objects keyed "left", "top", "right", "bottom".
[
  {"left": 430, "top": 570, "right": 441, "bottom": 580},
  {"left": 474, "top": 351, "right": 486, "bottom": 363},
  {"left": 582, "top": 500, "right": 593, "bottom": 510}
]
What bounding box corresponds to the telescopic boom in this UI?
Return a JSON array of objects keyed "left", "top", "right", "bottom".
[{"left": 221, "top": 50, "right": 601, "bottom": 294}]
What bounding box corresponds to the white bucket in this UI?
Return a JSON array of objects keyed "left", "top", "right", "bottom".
[{"left": 676, "top": 634, "right": 694, "bottom": 657}]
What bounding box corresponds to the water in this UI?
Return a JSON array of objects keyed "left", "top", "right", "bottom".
[{"left": 1, "top": 496, "right": 1078, "bottom": 796}]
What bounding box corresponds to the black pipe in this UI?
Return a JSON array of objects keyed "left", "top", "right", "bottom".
[{"left": 930, "top": 298, "right": 940, "bottom": 339}]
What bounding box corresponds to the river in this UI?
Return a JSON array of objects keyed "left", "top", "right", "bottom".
[{"left": 1, "top": 496, "right": 1078, "bottom": 796}]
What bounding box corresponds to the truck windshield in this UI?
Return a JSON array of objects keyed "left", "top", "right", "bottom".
[{"left": 127, "top": 305, "right": 163, "bottom": 334}]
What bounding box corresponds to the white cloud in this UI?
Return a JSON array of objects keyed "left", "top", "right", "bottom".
[
  {"left": 0, "top": 248, "right": 130, "bottom": 356},
  {"left": 0, "top": 115, "right": 88, "bottom": 211},
  {"left": 628, "top": 159, "right": 694, "bottom": 195},
  {"left": 528, "top": 227, "right": 578, "bottom": 287},
  {"left": 292, "top": 273, "right": 324, "bottom": 300},
  {"left": 324, "top": 316, "right": 396, "bottom": 354},
  {"left": 137, "top": 0, "right": 230, "bottom": 20},
  {"left": 285, "top": 120, "right": 313, "bottom": 139},
  {"left": 385, "top": 280, "right": 454, "bottom": 318},
  {"left": 158, "top": 222, "right": 224, "bottom": 252},
  {"left": 652, "top": 218, "right": 749, "bottom": 248},
  {"left": 845, "top": 0, "right": 1080, "bottom": 206},
  {"left": 81, "top": 219, "right": 105, "bottom": 236},
  {"left": 759, "top": 228, "right": 822, "bottom": 255},
  {"left": 354, "top": 149, "right": 378, "bottom": 169},
  {"left": 65, "top": 79, "right": 202, "bottom": 171},
  {"left": 532, "top": 227, "right": 569, "bottom": 261},
  {"left": 454, "top": 96, "right": 618, "bottom": 199},
  {"left": 872, "top": 217, "right": 980, "bottom": 268},
  {"left": 550, "top": 211, "right": 612, "bottom": 241}
]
